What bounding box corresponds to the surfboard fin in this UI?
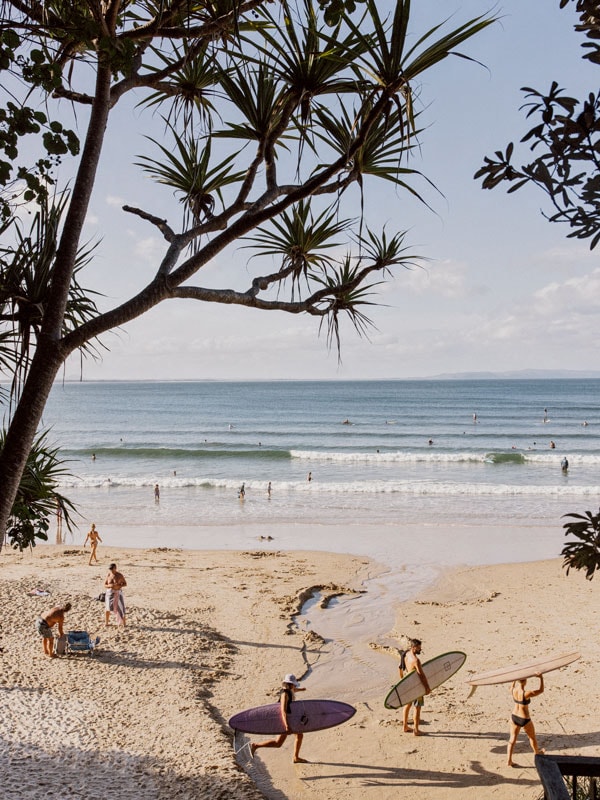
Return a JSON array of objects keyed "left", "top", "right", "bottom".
[{"left": 465, "top": 684, "right": 477, "bottom": 700}]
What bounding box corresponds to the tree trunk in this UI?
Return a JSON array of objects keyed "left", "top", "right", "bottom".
[
  {"left": 0, "top": 57, "right": 112, "bottom": 549},
  {"left": 0, "top": 343, "right": 65, "bottom": 548}
]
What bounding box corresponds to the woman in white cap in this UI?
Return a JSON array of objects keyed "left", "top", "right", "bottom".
[{"left": 251, "top": 674, "right": 307, "bottom": 763}]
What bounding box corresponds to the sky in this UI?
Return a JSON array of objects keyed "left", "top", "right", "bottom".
[{"left": 58, "top": 1, "right": 600, "bottom": 381}]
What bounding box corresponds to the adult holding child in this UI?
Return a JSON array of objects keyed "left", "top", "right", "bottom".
[{"left": 104, "top": 562, "right": 127, "bottom": 626}]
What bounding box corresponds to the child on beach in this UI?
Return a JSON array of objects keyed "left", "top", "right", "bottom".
[{"left": 251, "top": 674, "right": 308, "bottom": 763}]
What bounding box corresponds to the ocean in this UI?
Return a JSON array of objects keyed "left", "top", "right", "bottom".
[
  {"left": 40, "top": 378, "right": 599, "bottom": 683},
  {"left": 40, "top": 378, "right": 599, "bottom": 548}
]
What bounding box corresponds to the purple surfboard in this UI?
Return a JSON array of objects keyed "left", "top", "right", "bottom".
[{"left": 229, "top": 699, "right": 356, "bottom": 734}]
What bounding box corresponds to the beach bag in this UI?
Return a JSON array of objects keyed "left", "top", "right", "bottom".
[
  {"left": 54, "top": 635, "right": 67, "bottom": 656},
  {"left": 96, "top": 592, "right": 106, "bottom": 602}
]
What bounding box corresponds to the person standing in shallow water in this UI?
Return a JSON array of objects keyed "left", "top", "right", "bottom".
[
  {"left": 507, "top": 675, "right": 545, "bottom": 766},
  {"left": 250, "top": 674, "right": 308, "bottom": 763}
]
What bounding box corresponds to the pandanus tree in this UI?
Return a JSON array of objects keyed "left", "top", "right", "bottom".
[{"left": 0, "top": 0, "right": 495, "bottom": 547}]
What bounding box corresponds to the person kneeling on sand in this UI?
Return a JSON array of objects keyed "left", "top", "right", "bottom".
[
  {"left": 36, "top": 603, "right": 71, "bottom": 657},
  {"left": 401, "top": 638, "right": 431, "bottom": 735},
  {"left": 251, "top": 674, "right": 308, "bottom": 763}
]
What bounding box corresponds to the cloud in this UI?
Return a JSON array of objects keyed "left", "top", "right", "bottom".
[
  {"left": 400, "top": 259, "right": 472, "bottom": 298},
  {"left": 105, "top": 195, "right": 126, "bottom": 207},
  {"left": 532, "top": 269, "right": 600, "bottom": 317}
]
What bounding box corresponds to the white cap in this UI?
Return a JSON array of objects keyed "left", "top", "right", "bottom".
[{"left": 283, "top": 673, "right": 299, "bottom": 687}]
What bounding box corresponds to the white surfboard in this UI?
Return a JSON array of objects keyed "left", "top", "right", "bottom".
[
  {"left": 466, "top": 651, "right": 581, "bottom": 687},
  {"left": 384, "top": 651, "right": 466, "bottom": 709}
]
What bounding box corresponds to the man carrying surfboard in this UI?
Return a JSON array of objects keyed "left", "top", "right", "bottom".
[
  {"left": 401, "top": 639, "right": 431, "bottom": 735},
  {"left": 250, "top": 674, "right": 308, "bottom": 763}
]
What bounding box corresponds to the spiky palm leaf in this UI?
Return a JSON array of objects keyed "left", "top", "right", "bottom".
[
  {"left": 215, "top": 63, "right": 286, "bottom": 145},
  {"left": 0, "top": 194, "right": 102, "bottom": 399},
  {"left": 1, "top": 428, "right": 77, "bottom": 550},
  {"left": 136, "top": 128, "right": 245, "bottom": 226},
  {"left": 355, "top": 226, "right": 423, "bottom": 271},
  {"left": 345, "top": 0, "right": 495, "bottom": 137},
  {"left": 242, "top": 199, "right": 351, "bottom": 298},
  {"left": 252, "top": 0, "right": 368, "bottom": 129},
  {"left": 314, "top": 254, "right": 382, "bottom": 354},
  {"left": 311, "top": 101, "right": 432, "bottom": 203},
  {"left": 137, "top": 43, "right": 221, "bottom": 132}
]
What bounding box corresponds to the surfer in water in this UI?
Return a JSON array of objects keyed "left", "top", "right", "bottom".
[
  {"left": 401, "top": 638, "right": 431, "bottom": 735},
  {"left": 250, "top": 674, "right": 308, "bottom": 763},
  {"left": 507, "top": 675, "right": 545, "bottom": 766}
]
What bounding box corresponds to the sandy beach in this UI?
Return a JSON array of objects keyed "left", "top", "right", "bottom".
[{"left": 1, "top": 537, "right": 598, "bottom": 800}]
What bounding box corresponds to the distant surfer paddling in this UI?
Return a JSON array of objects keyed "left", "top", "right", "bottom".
[
  {"left": 250, "top": 674, "right": 308, "bottom": 763},
  {"left": 400, "top": 639, "right": 431, "bottom": 735},
  {"left": 507, "top": 675, "right": 545, "bottom": 766}
]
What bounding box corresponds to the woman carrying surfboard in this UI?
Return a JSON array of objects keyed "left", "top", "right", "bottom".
[
  {"left": 507, "top": 675, "right": 545, "bottom": 766},
  {"left": 250, "top": 674, "right": 308, "bottom": 763}
]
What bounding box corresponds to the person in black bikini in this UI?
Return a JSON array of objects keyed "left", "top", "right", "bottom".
[
  {"left": 250, "top": 674, "right": 308, "bottom": 763},
  {"left": 507, "top": 674, "right": 545, "bottom": 766}
]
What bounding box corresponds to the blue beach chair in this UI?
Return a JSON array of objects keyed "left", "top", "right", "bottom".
[{"left": 65, "top": 630, "right": 100, "bottom": 656}]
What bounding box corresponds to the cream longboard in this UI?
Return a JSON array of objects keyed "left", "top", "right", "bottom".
[
  {"left": 466, "top": 651, "right": 580, "bottom": 692},
  {"left": 384, "top": 651, "right": 467, "bottom": 709}
]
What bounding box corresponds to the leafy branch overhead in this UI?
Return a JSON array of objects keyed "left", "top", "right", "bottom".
[
  {"left": 475, "top": 0, "right": 600, "bottom": 249},
  {"left": 561, "top": 509, "right": 600, "bottom": 580},
  {"left": 0, "top": 0, "right": 496, "bottom": 544}
]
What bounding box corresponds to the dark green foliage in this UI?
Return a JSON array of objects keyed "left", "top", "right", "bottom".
[
  {"left": 0, "top": 31, "right": 79, "bottom": 220},
  {"left": 561, "top": 508, "right": 600, "bottom": 580},
  {"left": 1, "top": 430, "right": 76, "bottom": 551},
  {"left": 476, "top": 0, "right": 600, "bottom": 249}
]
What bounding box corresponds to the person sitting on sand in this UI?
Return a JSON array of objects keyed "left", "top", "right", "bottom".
[
  {"left": 83, "top": 523, "right": 102, "bottom": 565},
  {"left": 401, "top": 638, "right": 431, "bottom": 736},
  {"left": 104, "top": 563, "right": 127, "bottom": 626},
  {"left": 251, "top": 674, "right": 308, "bottom": 763},
  {"left": 507, "top": 675, "right": 545, "bottom": 766},
  {"left": 36, "top": 603, "right": 72, "bottom": 657}
]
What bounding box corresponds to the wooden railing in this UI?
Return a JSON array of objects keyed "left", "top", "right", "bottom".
[{"left": 536, "top": 755, "right": 600, "bottom": 800}]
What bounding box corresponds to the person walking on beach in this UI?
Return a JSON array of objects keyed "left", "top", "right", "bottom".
[
  {"left": 154, "top": 483, "right": 160, "bottom": 501},
  {"left": 507, "top": 675, "right": 545, "bottom": 766},
  {"left": 36, "top": 603, "right": 71, "bottom": 657},
  {"left": 401, "top": 639, "right": 431, "bottom": 735},
  {"left": 104, "top": 563, "right": 127, "bottom": 626},
  {"left": 83, "top": 523, "right": 102, "bottom": 565},
  {"left": 251, "top": 674, "right": 308, "bottom": 763}
]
